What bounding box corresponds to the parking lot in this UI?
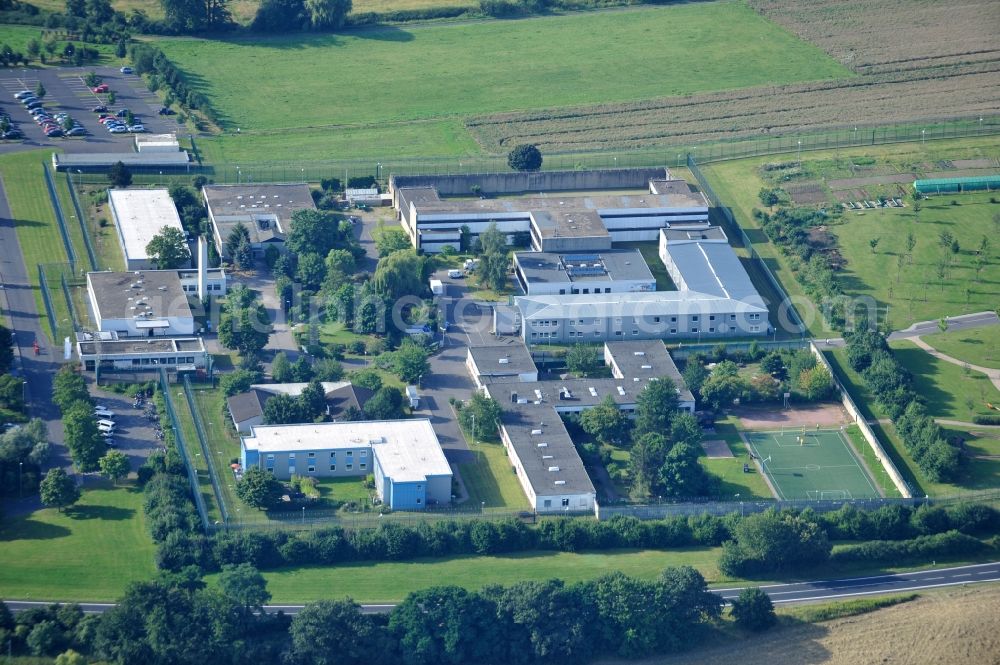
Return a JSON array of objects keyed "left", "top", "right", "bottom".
[
  {"left": 89, "top": 387, "right": 164, "bottom": 475},
  {"left": 0, "top": 66, "right": 181, "bottom": 154}
]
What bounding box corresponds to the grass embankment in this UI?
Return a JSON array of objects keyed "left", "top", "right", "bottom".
[
  {"left": 923, "top": 326, "right": 1000, "bottom": 370},
  {"left": 700, "top": 138, "right": 1000, "bottom": 335},
  {"left": 890, "top": 339, "right": 1000, "bottom": 423},
  {"left": 700, "top": 416, "right": 772, "bottom": 499},
  {"left": 0, "top": 481, "right": 156, "bottom": 601},
  {"left": 458, "top": 437, "right": 529, "bottom": 510},
  {"left": 157, "top": 1, "right": 849, "bottom": 161},
  {"left": 0, "top": 151, "right": 71, "bottom": 343},
  {"left": 824, "top": 347, "right": 1000, "bottom": 495}
]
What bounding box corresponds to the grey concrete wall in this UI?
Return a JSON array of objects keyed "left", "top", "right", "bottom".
[{"left": 390, "top": 168, "right": 668, "bottom": 197}]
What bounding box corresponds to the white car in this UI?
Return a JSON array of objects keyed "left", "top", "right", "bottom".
[
  {"left": 127, "top": 124, "right": 145, "bottom": 133},
  {"left": 109, "top": 126, "right": 127, "bottom": 134},
  {"left": 120, "top": 66, "right": 133, "bottom": 74},
  {"left": 94, "top": 407, "right": 115, "bottom": 418}
]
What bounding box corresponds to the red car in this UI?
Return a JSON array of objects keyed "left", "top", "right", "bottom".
[{"left": 92, "top": 84, "right": 110, "bottom": 93}]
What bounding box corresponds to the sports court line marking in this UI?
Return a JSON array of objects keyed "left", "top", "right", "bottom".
[
  {"left": 835, "top": 428, "right": 880, "bottom": 496},
  {"left": 744, "top": 433, "right": 785, "bottom": 501}
]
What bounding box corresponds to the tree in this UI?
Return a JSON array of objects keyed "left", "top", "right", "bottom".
[
  {"left": 507, "top": 144, "right": 542, "bottom": 172},
  {"left": 797, "top": 365, "right": 834, "bottom": 401},
  {"left": 580, "top": 396, "right": 630, "bottom": 445},
  {"left": 760, "top": 351, "right": 786, "bottom": 378},
  {"left": 217, "top": 563, "right": 271, "bottom": 625},
  {"left": 869, "top": 237, "right": 880, "bottom": 254},
  {"left": 99, "top": 450, "right": 130, "bottom": 485},
  {"left": 263, "top": 393, "right": 305, "bottom": 425},
  {"left": 146, "top": 226, "right": 191, "bottom": 269},
  {"left": 304, "top": 0, "right": 351, "bottom": 28},
  {"left": 682, "top": 361, "right": 709, "bottom": 395},
  {"left": 0, "top": 373, "right": 24, "bottom": 411},
  {"left": 749, "top": 373, "right": 782, "bottom": 402},
  {"left": 730, "top": 587, "right": 776, "bottom": 631},
  {"left": 373, "top": 226, "right": 412, "bottom": 257},
  {"left": 757, "top": 187, "right": 781, "bottom": 206},
  {"left": 905, "top": 231, "right": 917, "bottom": 263},
  {"left": 657, "top": 442, "right": 712, "bottom": 498},
  {"left": 26, "top": 619, "right": 61, "bottom": 656},
  {"left": 699, "top": 371, "right": 748, "bottom": 409},
  {"left": 325, "top": 248, "right": 356, "bottom": 276},
  {"left": 235, "top": 466, "right": 283, "bottom": 509},
  {"left": 34, "top": 81, "right": 46, "bottom": 99},
  {"left": 391, "top": 340, "right": 429, "bottom": 384},
  {"left": 296, "top": 252, "right": 326, "bottom": 290},
  {"left": 565, "top": 344, "right": 601, "bottom": 376},
  {"left": 372, "top": 250, "right": 425, "bottom": 300},
  {"left": 220, "top": 368, "right": 261, "bottom": 397},
  {"left": 63, "top": 402, "right": 105, "bottom": 472},
  {"left": 252, "top": 0, "right": 307, "bottom": 31},
  {"left": 108, "top": 161, "right": 132, "bottom": 188},
  {"left": 219, "top": 304, "right": 271, "bottom": 357},
  {"left": 633, "top": 377, "right": 679, "bottom": 438},
  {"left": 270, "top": 351, "right": 292, "bottom": 382},
  {"left": 52, "top": 365, "right": 89, "bottom": 410},
  {"left": 40, "top": 468, "right": 80, "bottom": 512},
  {"left": 477, "top": 223, "right": 509, "bottom": 293},
  {"left": 363, "top": 386, "right": 404, "bottom": 420},
  {"left": 456, "top": 392, "right": 502, "bottom": 440},
  {"left": 628, "top": 432, "right": 669, "bottom": 498},
  {"left": 389, "top": 586, "right": 501, "bottom": 665},
  {"left": 289, "top": 599, "right": 388, "bottom": 665},
  {"left": 718, "top": 509, "right": 831, "bottom": 576},
  {"left": 313, "top": 357, "right": 344, "bottom": 381},
  {"left": 225, "top": 221, "right": 251, "bottom": 258},
  {"left": 287, "top": 209, "right": 350, "bottom": 257},
  {"left": 299, "top": 379, "right": 327, "bottom": 421},
  {"left": 54, "top": 650, "right": 87, "bottom": 665}
]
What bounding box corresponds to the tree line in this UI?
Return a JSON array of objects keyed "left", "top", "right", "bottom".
[
  {"left": 1, "top": 562, "right": 727, "bottom": 665},
  {"left": 844, "top": 322, "right": 962, "bottom": 481}
]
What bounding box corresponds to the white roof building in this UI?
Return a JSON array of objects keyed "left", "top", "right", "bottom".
[{"left": 108, "top": 189, "right": 185, "bottom": 270}]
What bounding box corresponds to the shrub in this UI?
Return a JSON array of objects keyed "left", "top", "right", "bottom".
[{"left": 731, "top": 587, "right": 776, "bottom": 631}]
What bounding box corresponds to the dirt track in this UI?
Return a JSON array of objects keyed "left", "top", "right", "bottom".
[{"left": 615, "top": 584, "right": 1000, "bottom": 665}]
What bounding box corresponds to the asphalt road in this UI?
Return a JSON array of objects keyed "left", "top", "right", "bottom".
[{"left": 6, "top": 561, "right": 999, "bottom": 615}]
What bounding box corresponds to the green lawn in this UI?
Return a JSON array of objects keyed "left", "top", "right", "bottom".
[
  {"left": 0, "top": 150, "right": 71, "bottom": 343},
  {"left": 0, "top": 481, "right": 156, "bottom": 601},
  {"left": 242, "top": 547, "right": 722, "bottom": 603},
  {"left": 700, "top": 137, "right": 1000, "bottom": 334},
  {"left": 458, "top": 439, "right": 528, "bottom": 510},
  {"left": 922, "top": 326, "right": 1000, "bottom": 370},
  {"left": 890, "top": 339, "right": 1000, "bottom": 423},
  {"left": 168, "top": 386, "right": 224, "bottom": 524},
  {"left": 844, "top": 424, "right": 902, "bottom": 498},
  {"left": 158, "top": 1, "right": 849, "bottom": 160},
  {"left": 705, "top": 417, "right": 774, "bottom": 500}
]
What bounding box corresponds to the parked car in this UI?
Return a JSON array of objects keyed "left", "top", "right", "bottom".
[
  {"left": 91, "top": 105, "right": 108, "bottom": 113},
  {"left": 66, "top": 127, "right": 86, "bottom": 137},
  {"left": 25, "top": 100, "right": 44, "bottom": 110},
  {"left": 157, "top": 106, "right": 174, "bottom": 115},
  {"left": 13, "top": 90, "right": 33, "bottom": 100},
  {"left": 19, "top": 96, "right": 37, "bottom": 105},
  {"left": 97, "top": 418, "right": 116, "bottom": 430},
  {"left": 115, "top": 108, "right": 130, "bottom": 118},
  {"left": 1, "top": 130, "right": 22, "bottom": 139},
  {"left": 44, "top": 128, "right": 63, "bottom": 138},
  {"left": 109, "top": 126, "right": 127, "bottom": 134},
  {"left": 92, "top": 84, "right": 110, "bottom": 93},
  {"left": 119, "top": 66, "right": 133, "bottom": 74},
  {"left": 127, "top": 124, "right": 145, "bottom": 133},
  {"left": 94, "top": 407, "right": 115, "bottom": 418}
]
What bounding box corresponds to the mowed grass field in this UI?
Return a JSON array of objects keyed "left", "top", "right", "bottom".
[
  {"left": 889, "top": 339, "right": 1000, "bottom": 423},
  {"left": 923, "top": 326, "right": 1000, "bottom": 370},
  {"left": 0, "top": 150, "right": 72, "bottom": 343},
  {"left": 157, "top": 1, "right": 850, "bottom": 160},
  {"left": 0, "top": 482, "right": 156, "bottom": 601},
  {"left": 701, "top": 137, "right": 1000, "bottom": 334}
]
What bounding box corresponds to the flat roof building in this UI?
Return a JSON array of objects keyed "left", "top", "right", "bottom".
[
  {"left": 53, "top": 151, "right": 190, "bottom": 173},
  {"left": 394, "top": 175, "right": 709, "bottom": 254},
  {"left": 134, "top": 134, "right": 180, "bottom": 153},
  {"left": 240, "top": 419, "right": 452, "bottom": 510},
  {"left": 203, "top": 184, "right": 316, "bottom": 259},
  {"left": 466, "top": 342, "right": 539, "bottom": 387},
  {"left": 659, "top": 227, "right": 761, "bottom": 303},
  {"left": 76, "top": 332, "right": 207, "bottom": 374},
  {"left": 86, "top": 266, "right": 225, "bottom": 338},
  {"left": 108, "top": 189, "right": 185, "bottom": 270},
  {"left": 513, "top": 249, "right": 656, "bottom": 296},
  {"left": 468, "top": 340, "right": 694, "bottom": 513}
]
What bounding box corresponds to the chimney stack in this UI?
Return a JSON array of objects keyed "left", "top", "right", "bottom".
[{"left": 197, "top": 236, "right": 208, "bottom": 301}]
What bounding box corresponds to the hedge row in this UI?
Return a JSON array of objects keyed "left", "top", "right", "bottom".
[
  {"left": 128, "top": 42, "right": 218, "bottom": 124},
  {"left": 845, "top": 328, "right": 962, "bottom": 481},
  {"left": 831, "top": 529, "right": 990, "bottom": 563},
  {"left": 149, "top": 501, "right": 1000, "bottom": 573}
]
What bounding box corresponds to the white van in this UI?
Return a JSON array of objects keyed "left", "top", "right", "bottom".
[
  {"left": 94, "top": 407, "right": 115, "bottom": 419},
  {"left": 97, "top": 419, "right": 116, "bottom": 433}
]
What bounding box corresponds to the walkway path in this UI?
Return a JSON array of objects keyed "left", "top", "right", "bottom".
[{"left": 909, "top": 335, "right": 1000, "bottom": 392}]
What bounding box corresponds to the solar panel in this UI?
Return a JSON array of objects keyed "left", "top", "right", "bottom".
[{"left": 563, "top": 254, "right": 600, "bottom": 263}]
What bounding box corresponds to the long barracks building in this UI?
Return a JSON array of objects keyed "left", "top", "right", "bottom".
[{"left": 392, "top": 175, "right": 709, "bottom": 254}]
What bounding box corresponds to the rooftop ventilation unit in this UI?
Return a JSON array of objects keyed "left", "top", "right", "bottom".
[
  {"left": 554, "top": 480, "right": 566, "bottom": 486},
  {"left": 537, "top": 442, "right": 548, "bottom": 448},
  {"left": 542, "top": 455, "right": 553, "bottom": 460},
  {"left": 548, "top": 466, "right": 560, "bottom": 472},
  {"left": 498, "top": 357, "right": 509, "bottom": 364},
  {"left": 641, "top": 364, "right": 652, "bottom": 369},
  {"left": 634, "top": 351, "right": 645, "bottom": 356},
  {"left": 531, "top": 429, "right": 542, "bottom": 435},
  {"left": 617, "top": 386, "right": 626, "bottom": 396}
]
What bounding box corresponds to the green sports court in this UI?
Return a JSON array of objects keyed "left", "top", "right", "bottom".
[{"left": 743, "top": 428, "right": 882, "bottom": 501}]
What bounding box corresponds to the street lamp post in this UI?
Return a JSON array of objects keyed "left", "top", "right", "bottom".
[
  {"left": 236, "top": 166, "right": 240, "bottom": 184},
  {"left": 301, "top": 506, "right": 305, "bottom": 524},
  {"left": 471, "top": 412, "right": 475, "bottom": 445},
  {"left": 921, "top": 129, "right": 926, "bottom": 144},
  {"left": 797, "top": 140, "right": 802, "bottom": 161},
  {"left": 18, "top": 462, "right": 23, "bottom": 498}
]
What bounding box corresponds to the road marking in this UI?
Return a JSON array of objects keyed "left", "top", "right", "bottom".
[
  {"left": 711, "top": 562, "right": 1000, "bottom": 593},
  {"left": 767, "top": 577, "right": 1000, "bottom": 604}
]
